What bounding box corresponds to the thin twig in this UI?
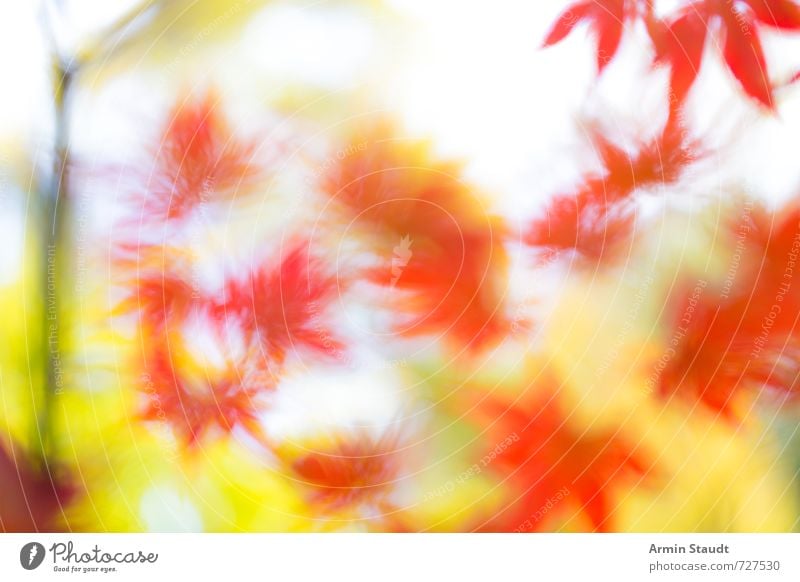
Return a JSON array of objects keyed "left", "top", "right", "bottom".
[{"left": 37, "top": 1, "right": 77, "bottom": 463}]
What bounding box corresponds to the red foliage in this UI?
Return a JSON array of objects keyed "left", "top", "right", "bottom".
[
  {"left": 138, "top": 91, "right": 260, "bottom": 223},
  {"left": 372, "top": 230, "right": 510, "bottom": 350},
  {"left": 116, "top": 93, "right": 346, "bottom": 449},
  {"left": 542, "top": 0, "right": 635, "bottom": 72},
  {"left": 124, "top": 239, "right": 344, "bottom": 446},
  {"left": 526, "top": 119, "right": 696, "bottom": 264},
  {"left": 472, "top": 390, "right": 649, "bottom": 532},
  {"left": 544, "top": 0, "right": 800, "bottom": 108},
  {"left": 134, "top": 271, "right": 197, "bottom": 330},
  {"left": 114, "top": 243, "right": 199, "bottom": 332},
  {"left": 658, "top": 202, "right": 800, "bottom": 417},
  {"left": 650, "top": 4, "right": 709, "bottom": 106},
  {"left": 0, "top": 445, "right": 71, "bottom": 532},
  {"left": 747, "top": 0, "right": 800, "bottom": 29},
  {"left": 323, "top": 121, "right": 510, "bottom": 351},
  {"left": 141, "top": 345, "right": 272, "bottom": 446},
  {"left": 525, "top": 190, "right": 636, "bottom": 264},
  {"left": 214, "top": 241, "right": 344, "bottom": 365},
  {"left": 284, "top": 432, "right": 401, "bottom": 511},
  {"left": 653, "top": 0, "right": 800, "bottom": 107}
]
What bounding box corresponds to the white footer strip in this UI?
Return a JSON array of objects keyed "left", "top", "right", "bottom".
[{"left": 1, "top": 533, "right": 798, "bottom": 581}]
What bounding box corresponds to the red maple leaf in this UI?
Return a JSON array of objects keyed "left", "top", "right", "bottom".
[
  {"left": 657, "top": 202, "right": 800, "bottom": 418},
  {"left": 650, "top": 4, "right": 709, "bottom": 105},
  {"left": 283, "top": 431, "right": 402, "bottom": 512},
  {"left": 651, "top": 0, "right": 800, "bottom": 108},
  {"left": 471, "top": 388, "right": 651, "bottom": 532},
  {"left": 136, "top": 91, "right": 262, "bottom": 224},
  {"left": 525, "top": 190, "right": 637, "bottom": 265},
  {"left": 141, "top": 345, "right": 273, "bottom": 446},
  {"left": 720, "top": 4, "right": 774, "bottom": 108},
  {"left": 545, "top": 1, "right": 800, "bottom": 107},
  {"left": 322, "top": 121, "right": 511, "bottom": 352},
  {"left": 526, "top": 119, "right": 697, "bottom": 264},
  {"left": 214, "top": 240, "right": 345, "bottom": 365},
  {"left": 542, "top": 0, "right": 636, "bottom": 72},
  {"left": 747, "top": 0, "right": 800, "bottom": 29},
  {"left": 131, "top": 271, "right": 197, "bottom": 330},
  {"left": 113, "top": 243, "right": 199, "bottom": 333}
]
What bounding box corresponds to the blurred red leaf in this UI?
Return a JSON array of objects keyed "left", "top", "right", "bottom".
[
  {"left": 542, "top": 2, "right": 594, "bottom": 46},
  {"left": 323, "top": 121, "right": 511, "bottom": 352},
  {"left": 284, "top": 432, "right": 401, "bottom": 512},
  {"left": 658, "top": 202, "right": 800, "bottom": 417},
  {"left": 747, "top": 0, "right": 800, "bottom": 29},
  {"left": 650, "top": 0, "right": 800, "bottom": 108},
  {"left": 137, "top": 91, "right": 262, "bottom": 223},
  {"left": 542, "top": 0, "right": 631, "bottom": 72},
  {"left": 471, "top": 387, "right": 650, "bottom": 532},
  {"left": 526, "top": 119, "right": 697, "bottom": 264},
  {"left": 141, "top": 345, "right": 272, "bottom": 446},
  {"left": 114, "top": 243, "right": 199, "bottom": 332},
  {"left": 544, "top": 1, "right": 800, "bottom": 107},
  {"left": 721, "top": 8, "right": 774, "bottom": 108},
  {"left": 215, "top": 240, "right": 345, "bottom": 365},
  {"left": 651, "top": 6, "right": 708, "bottom": 104}
]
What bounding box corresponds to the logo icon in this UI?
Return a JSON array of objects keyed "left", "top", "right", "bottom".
[
  {"left": 390, "top": 235, "right": 413, "bottom": 287},
  {"left": 20, "top": 542, "right": 46, "bottom": 570}
]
